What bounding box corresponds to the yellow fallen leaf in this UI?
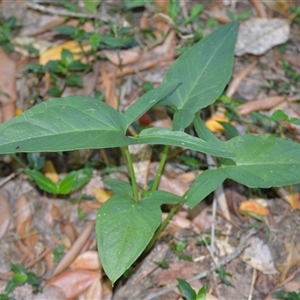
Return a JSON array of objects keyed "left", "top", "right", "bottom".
[
  {"left": 205, "top": 115, "right": 230, "bottom": 133},
  {"left": 93, "top": 189, "right": 113, "bottom": 204},
  {"left": 285, "top": 186, "right": 300, "bottom": 210},
  {"left": 239, "top": 200, "right": 269, "bottom": 217},
  {"left": 39, "top": 41, "right": 91, "bottom": 65},
  {"left": 43, "top": 160, "right": 59, "bottom": 183},
  {"left": 15, "top": 108, "right": 23, "bottom": 116}
]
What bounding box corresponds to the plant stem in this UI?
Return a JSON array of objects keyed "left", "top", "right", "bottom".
[
  {"left": 151, "top": 145, "right": 170, "bottom": 191},
  {"left": 123, "top": 146, "right": 139, "bottom": 202},
  {"left": 145, "top": 202, "right": 181, "bottom": 253}
]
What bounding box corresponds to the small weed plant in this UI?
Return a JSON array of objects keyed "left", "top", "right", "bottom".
[{"left": 0, "top": 22, "right": 300, "bottom": 284}]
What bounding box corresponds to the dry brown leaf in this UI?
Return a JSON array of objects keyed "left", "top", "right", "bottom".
[
  {"left": 84, "top": 276, "right": 102, "bottom": 300},
  {"left": 239, "top": 200, "right": 270, "bottom": 217},
  {"left": 15, "top": 195, "right": 32, "bottom": 237},
  {"left": 208, "top": 8, "right": 231, "bottom": 24},
  {"left": 0, "top": 193, "right": 12, "bottom": 239},
  {"left": 238, "top": 96, "right": 286, "bottom": 116},
  {"left": 100, "top": 63, "right": 118, "bottom": 109},
  {"left": 70, "top": 251, "right": 101, "bottom": 270},
  {"left": 278, "top": 242, "right": 300, "bottom": 282},
  {"left": 155, "top": 262, "right": 205, "bottom": 286},
  {"left": 158, "top": 173, "right": 189, "bottom": 196},
  {"left": 43, "top": 160, "right": 59, "bottom": 183},
  {"left": 45, "top": 270, "right": 101, "bottom": 300},
  {"left": 284, "top": 186, "right": 300, "bottom": 210},
  {"left": 0, "top": 49, "right": 16, "bottom": 122},
  {"left": 235, "top": 18, "right": 290, "bottom": 56},
  {"left": 103, "top": 48, "right": 141, "bottom": 66},
  {"left": 149, "top": 106, "right": 173, "bottom": 129},
  {"left": 241, "top": 237, "right": 277, "bottom": 274},
  {"left": 53, "top": 221, "right": 95, "bottom": 276}
]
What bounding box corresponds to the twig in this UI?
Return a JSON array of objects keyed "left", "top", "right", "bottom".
[
  {"left": 145, "top": 228, "right": 260, "bottom": 300},
  {"left": 26, "top": 2, "right": 119, "bottom": 23},
  {"left": 0, "top": 172, "right": 18, "bottom": 188}
]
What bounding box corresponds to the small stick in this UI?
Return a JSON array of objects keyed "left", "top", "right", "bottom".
[{"left": 145, "top": 228, "right": 260, "bottom": 300}]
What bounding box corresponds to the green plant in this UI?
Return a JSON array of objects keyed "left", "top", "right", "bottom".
[
  {"left": 0, "top": 17, "right": 19, "bottom": 52},
  {"left": 0, "top": 263, "right": 42, "bottom": 300},
  {"left": 273, "top": 288, "right": 300, "bottom": 300},
  {"left": 177, "top": 279, "right": 206, "bottom": 300},
  {"left": 0, "top": 21, "right": 300, "bottom": 285}
]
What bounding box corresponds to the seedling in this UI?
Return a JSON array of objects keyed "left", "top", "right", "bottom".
[
  {"left": 0, "top": 263, "right": 41, "bottom": 300},
  {"left": 0, "top": 22, "right": 300, "bottom": 285},
  {"left": 177, "top": 279, "right": 206, "bottom": 300}
]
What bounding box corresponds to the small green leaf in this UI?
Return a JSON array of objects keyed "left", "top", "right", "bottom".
[
  {"left": 53, "top": 25, "right": 77, "bottom": 36},
  {"left": 177, "top": 278, "right": 197, "bottom": 300},
  {"left": 25, "top": 169, "right": 58, "bottom": 194},
  {"left": 186, "top": 169, "right": 226, "bottom": 208},
  {"left": 11, "top": 273, "right": 28, "bottom": 285},
  {"left": 61, "top": 49, "right": 74, "bottom": 67},
  {"left": 65, "top": 74, "right": 83, "bottom": 87},
  {"left": 271, "top": 109, "right": 289, "bottom": 122},
  {"left": 197, "top": 285, "right": 207, "bottom": 300},
  {"left": 57, "top": 168, "right": 92, "bottom": 194},
  {"left": 84, "top": 0, "right": 99, "bottom": 12},
  {"left": 89, "top": 34, "right": 101, "bottom": 51}
]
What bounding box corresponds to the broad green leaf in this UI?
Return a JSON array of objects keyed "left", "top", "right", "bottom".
[
  {"left": 0, "top": 96, "right": 131, "bottom": 154},
  {"left": 104, "top": 179, "right": 133, "bottom": 197},
  {"left": 186, "top": 169, "right": 226, "bottom": 208},
  {"left": 221, "top": 135, "right": 300, "bottom": 187},
  {"left": 96, "top": 189, "right": 181, "bottom": 283},
  {"left": 133, "top": 127, "right": 234, "bottom": 158},
  {"left": 124, "top": 80, "right": 180, "bottom": 127},
  {"left": 96, "top": 194, "right": 163, "bottom": 283},
  {"left": 160, "top": 21, "right": 238, "bottom": 130}
]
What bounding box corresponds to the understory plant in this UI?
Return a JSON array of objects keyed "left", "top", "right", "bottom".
[{"left": 0, "top": 21, "right": 300, "bottom": 284}]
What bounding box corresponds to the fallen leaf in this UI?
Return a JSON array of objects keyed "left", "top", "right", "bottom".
[
  {"left": 92, "top": 189, "right": 113, "bottom": 204},
  {"left": 278, "top": 242, "right": 300, "bottom": 282},
  {"left": 0, "top": 49, "right": 16, "bottom": 122},
  {"left": 70, "top": 251, "right": 101, "bottom": 270},
  {"left": 205, "top": 115, "right": 230, "bottom": 133},
  {"left": 241, "top": 237, "right": 277, "bottom": 274},
  {"left": 33, "top": 285, "right": 66, "bottom": 300},
  {"left": 43, "top": 160, "right": 59, "bottom": 183},
  {"left": 84, "top": 276, "right": 102, "bottom": 300},
  {"left": 103, "top": 48, "right": 141, "bottom": 66},
  {"left": 0, "top": 193, "right": 12, "bottom": 239},
  {"left": 235, "top": 18, "right": 290, "bottom": 56},
  {"left": 45, "top": 269, "right": 101, "bottom": 300},
  {"left": 15, "top": 195, "right": 32, "bottom": 237},
  {"left": 39, "top": 41, "right": 91, "bottom": 65},
  {"left": 239, "top": 200, "right": 269, "bottom": 217},
  {"left": 53, "top": 221, "right": 95, "bottom": 276}
]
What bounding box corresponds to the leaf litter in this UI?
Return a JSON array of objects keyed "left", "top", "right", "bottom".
[{"left": 0, "top": 0, "right": 300, "bottom": 299}]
